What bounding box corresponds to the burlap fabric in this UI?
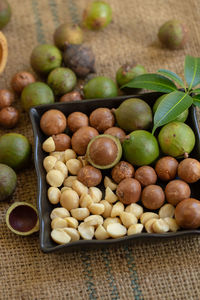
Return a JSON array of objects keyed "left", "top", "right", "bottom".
[{"left": 0, "top": 0, "right": 200, "bottom": 299}]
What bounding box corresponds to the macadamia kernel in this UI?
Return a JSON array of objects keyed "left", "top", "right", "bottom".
[
  {"left": 128, "top": 224, "right": 144, "bottom": 235},
  {"left": 50, "top": 151, "right": 65, "bottom": 162},
  {"left": 80, "top": 193, "right": 93, "bottom": 208},
  {"left": 50, "top": 207, "right": 70, "bottom": 219},
  {"left": 159, "top": 203, "right": 175, "bottom": 219},
  {"left": 62, "top": 228, "right": 80, "bottom": 241},
  {"left": 144, "top": 218, "right": 157, "bottom": 233},
  {"left": 152, "top": 219, "right": 169, "bottom": 233},
  {"left": 70, "top": 208, "right": 90, "bottom": 221},
  {"left": 46, "top": 169, "right": 65, "bottom": 187},
  {"left": 64, "top": 217, "right": 79, "bottom": 229},
  {"left": 100, "top": 200, "right": 113, "bottom": 218},
  {"left": 84, "top": 215, "right": 103, "bottom": 227},
  {"left": 163, "top": 217, "right": 180, "bottom": 232},
  {"left": 51, "top": 217, "right": 68, "bottom": 229},
  {"left": 95, "top": 225, "right": 109, "bottom": 240},
  {"left": 60, "top": 190, "right": 79, "bottom": 210},
  {"left": 66, "top": 159, "right": 82, "bottom": 175},
  {"left": 88, "top": 187, "right": 102, "bottom": 203},
  {"left": 78, "top": 222, "right": 95, "bottom": 240},
  {"left": 140, "top": 212, "right": 159, "bottom": 225},
  {"left": 111, "top": 201, "right": 124, "bottom": 218},
  {"left": 42, "top": 137, "right": 56, "bottom": 152},
  {"left": 120, "top": 212, "right": 138, "bottom": 228},
  {"left": 64, "top": 176, "right": 77, "bottom": 187},
  {"left": 105, "top": 187, "right": 118, "bottom": 203},
  {"left": 54, "top": 161, "right": 68, "bottom": 178},
  {"left": 43, "top": 156, "right": 57, "bottom": 172},
  {"left": 51, "top": 228, "right": 71, "bottom": 244},
  {"left": 125, "top": 203, "right": 144, "bottom": 219},
  {"left": 64, "top": 149, "right": 76, "bottom": 161},
  {"left": 48, "top": 187, "right": 61, "bottom": 204},
  {"left": 107, "top": 223, "right": 127, "bottom": 238},
  {"left": 104, "top": 176, "right": 117, "bottom": 191},
  {"left": 72, "top": 179, "right": 88, "bottom": 196},
  {"left": 88, "top": 203, "right": 105, "bottom": 215},
  {"left": 103, "top": 217, "right": 121, "bottom": 230}
]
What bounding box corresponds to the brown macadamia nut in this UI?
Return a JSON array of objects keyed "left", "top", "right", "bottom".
[
  {"left": 77, "top": 165, "right": 102, "bottom": 187},
  {"left": 141, "top": 185, "right": 165, "bottom": 210},
  {"left": 104, "top": 127, "right": 126, "bottom": 143},
  {"left": 0, "top": 89, "right": 15, "bottom": 109},
  {"left": 40, "top": 109, "right": 67, "bottom": 136},
  {"left": 155, "top": 156, "right": 178, "bottom": 181},
  {"left": 0, "top": 106, "right": 19, "bottom": 128},
  {"left": 67, "top": 111, "right": 89, "bottom": 132},
  {"left": 165, "top": 179, "right": 191, "bottom": 206},
  {"left": 112, "top": 161, "right": 134, "bottom": 183},
  {"left": 11, "top": 71, "right": 36, "bottom": 93},
  {"left": 59, "top": 91, "right": 82, "bottom": 102},
  {"left": 135, "top": 166, "right": 157, "bottom": 187},
  {"left": 89, "top": 108, "right": 115, "bottom": 132},
  {"left": 52, "top": 133, "right": 71, "bottom": 151},
  {"left": 175, "top": 198, "right": 200, "bottom": 229},
  {"left": 71, "top": 126, "right": 99, "bottom": 155},
  {"left": 178, "top": 158, "right": 200, "bottom": 183},
  {"left": 116, "top": 178, "right": 141, "bottom": 204}
]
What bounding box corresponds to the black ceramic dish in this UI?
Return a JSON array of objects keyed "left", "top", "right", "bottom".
[{"left": 30, "top": 92, "right": 200, "bottom": 253}]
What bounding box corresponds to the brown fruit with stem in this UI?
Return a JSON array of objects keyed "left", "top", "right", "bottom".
[
  {"left": 165, "top": 179, "right": 191, "bottom": 206},
  {"left": 177, "top": 158, "right": 200, "bottom": 183},
  {"left": 141, "top": 185, "right": 165, "bottom": 210},
  {"left": 135, "top": 166, "right": 157, "bottom": 187},
  {"left": 111, "top": 161, "right": 134, "bottom": 183},
  {"left": 89, "top": 108, "right": 115, "bottom": 133},
  {"left": 175, "top": 198, "right": 200, "bottom": 229},
  {"left": 155, "top": 156, "right": 178, "bottom": 181},
  {"left": 116, "top": 178, "right": 141, "bottom": 204}
]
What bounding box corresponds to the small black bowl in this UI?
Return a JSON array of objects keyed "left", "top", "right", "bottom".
[{"left": 30, "top": 92, "right": 200, "bottom": 253}]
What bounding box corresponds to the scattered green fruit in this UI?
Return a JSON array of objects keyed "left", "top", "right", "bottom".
[
  {"left": 0, "top": 163, "right": 17, "bottom": 201},
  {"left": 116, "top": 63, "right": 146, "bottom": 87},
  {"left": 83, "top": 1, "right": 112, "bottom": 30},
  {"left": 123, "top": 130, "right": 160, "bottom": 166},
  {"left": 21, "top": 82, "right": 54, "bottom": 111},
  {"left": 158, "top": 121, "right": 195, "bottom": 157},
  {"left": 86, "top": 134, "right": 122, "bottom": 169},
  {"left": 153, "top": 94, "right": 189, "bottom": 122},
  {"left": 0, "top": 0, "right": 11, "bottom": 29},
  {"left": 54, "top": 23, "right": 83, "bottom": 50},
  {"left": 114, "top": 98, "right": 152, "bottom": 132},
  {"left": 30, "top": 44, "right": 62, "bottom": 75},
  {"left": 47, "top": 67, "right": 77, "bottom": 96},
  {"left": 83, "top": 76, "right": 118, "bottom": 99},
  {"left": 158, "top": 19, "right": 188, "bottom": 50},
  {"left": 0, "top": 133, "right": 32, "bottom": 170}
]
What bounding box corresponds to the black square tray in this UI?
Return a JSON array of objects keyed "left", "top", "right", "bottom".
[{"left": 29, "top": 92, "right": 200, "bottom": 253}]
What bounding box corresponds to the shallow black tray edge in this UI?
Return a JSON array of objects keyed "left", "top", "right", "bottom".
[{"left": 29, "top": 92, "right": 200, "bottom": 253}]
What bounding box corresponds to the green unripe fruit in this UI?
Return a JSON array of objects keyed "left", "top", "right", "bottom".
[
  {"left": 83, "top": 76, "right": 118, "bottom": 99},
  {"left": 54, "top": 23, "right": 83, "bottom": 50},
  {"left": 21, "top": 82, "right": 54, "bottom": 111},
  {"left": 158, "top": 20, "right": 188, "bottom": 50},
  {"left": 0, "top": 164, "right": 17, "bottom": 201},
  {"left": 83, "top": 1, "right": 112, "bottom": 30},
  {"left": 47, "top": 67, "right": 77, "bottom": 96},
  {"left": 158, "top": 121, "right": 195, "bottom": 157},
  {"left": 153, "top": 94, "right": 189, "bottom": 123},
  {"left": 30, "top": 44, "right": 62, "bottom": 75},
  {"left": 0, "top": 0, "right": 11, "bottom": 29},
  {"left": 116, "top": 63, "right": 147, "bottom": 87},
  {"left": 123, "top": 130, "right": 160, "bottom": 166}
]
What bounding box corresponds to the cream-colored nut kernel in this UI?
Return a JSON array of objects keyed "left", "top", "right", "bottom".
[
  {"left": 50, "top": 151, "right": 65, "bottom": 162},
  {"left": 54, "top": 161, "right": 68, "bottom": 178},
  {"left": 64, "top": 176, "right": 77, "bottom": 187},
  {"left": 78, "top": 156, "right": 88, "bottom": 167},
  {"left": 120, "top": 212, "right": 138, "bottom": 228},
  {"left": 128, "top": 224, "right": 144, "bottom": 235},
  {"left": 42, "top": 137, "right": 56, "bottom": 152},
  {"left": 46, "top": 169, "right": 65, "bottom": 187},
  {"left": 78, "top": 222, "right": 95, "bottom": 240},
  {"left": 107, "top": 223, "right": 127, "bottom": 238},
  {"left": 72, "top": 179, "right": 88, "bottom": 196},
  {"left": 64, "top": 217, "right": 78, "bottom": 229},
  {"left": 88, "top": 187, "right": 102, "bottom": 203},
  {"left": 50, "top": 207, "right": 70, "bottom": 219},
  {"left": 84, "top": 215, "right": 103, "bottom": 227},
  {"left": 80, "top": 193, "right": 93, "bottom": 208},
  {"left": 111, "top": 201, "right": 124, "bottom": 218},
  {"left": 95, "top": 225, "right": 109, "bottom": 240},
  {"left": 163, "top": 217, "right": 180, "bottom": 232},
  {"left": 105, "top": 187, "right": 118, "bottom": 203},
  {"left": 66, "top": 159, "right": 82, "bottom": 175},
  {"left": 51, "top": 228, "right": 71, "bottom": 244},
  {"left": 48, "top": 187, "right": 61, "bottom": 204},
  {"left": 64, "top": 149, "right": 76, "bottom": 162},
  {"left": 43, "top": 156, "right": 57, "bottom": 172},
  {"left": 144, "top": 218, "right": 157, "bottom": 233},
  {"left": 125, "top": 203, "right": 144, "bottom": 219},
  {"left": 62, "top": 228, "right": 80, "bottom": 241},
  {"left": 140, "top": 212, "right": 159, "bottom": 225},
  {"left": 51, "top": 217, "right": 68, "bottom": 229},
  {"left": 71, "top": 208, "right": 90, "bottom": 221},
  {"left": 104, "top": 176, "right": 117, "bottom": 191},
  {"left": 61, "top": 187, "right": 72, "bottom": 193},
  {"left": 88, "top": 203, "right": 105, "bottom": 215},
  {"left": 152, "top": 219, "right": 169, "bottom": 233},
  {"left": 60, "top": 189, "right": 79, "bottom": 211},
  {"left": 159, "top": 204, "right": 175, "bottom": 219},
  {"left": 103, "top": 217, "right": 121, "bottom": 230},
  {"left": 100, "top": 200, "right": 113, "bottom": 218}
]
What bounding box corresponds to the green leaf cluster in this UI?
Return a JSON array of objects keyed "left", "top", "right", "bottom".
[{"left": 121, "top": 55, "right": 200, "bottom": 133}]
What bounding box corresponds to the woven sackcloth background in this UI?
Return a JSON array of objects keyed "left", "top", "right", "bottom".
[{"left": 0, "top": 0, "right": 200, "bottom": 299}]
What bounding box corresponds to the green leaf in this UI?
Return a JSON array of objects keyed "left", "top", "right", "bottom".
[
  {"left": 158, "top": 69, "right": 185, "bottom": 88},
  {"left": 121, "top": 73, "right": 177, "bottom": 93},
  {"left": 192, "top": 88, "right": 200, "bottom": 94},
  {"left": 152, "top": 91, "right": 193, "bottom": 134},
  {"left": 184, "top": 55, "right": 200, "bottom": 90},
  {"left": 192, "top": 94, "right": 200, "bottom": 107}
]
